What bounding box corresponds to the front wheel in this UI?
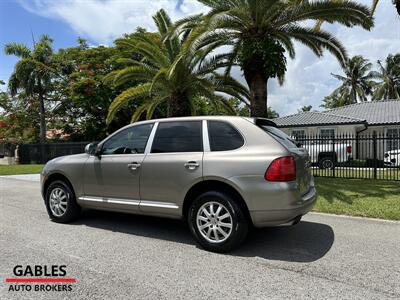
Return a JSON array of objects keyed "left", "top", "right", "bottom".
[
  {"left": 45, "top": 180, "right": 81, "bottom": 223},
  {"left": 188, "top": 191, "right": 248, "bottom": 253}
]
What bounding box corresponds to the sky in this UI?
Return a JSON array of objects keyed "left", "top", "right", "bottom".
[{"left": 0, "top": 0, "right": 399, "bottom": 116}]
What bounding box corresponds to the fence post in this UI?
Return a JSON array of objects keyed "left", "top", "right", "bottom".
[
  {"left": 332, "top": 135, "right": 336, "bottom": 178},
  {"left": 373, "top": 132, "right": 377, "bottom": 180}
]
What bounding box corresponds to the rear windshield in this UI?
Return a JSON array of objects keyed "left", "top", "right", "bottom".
[{"left": 260, "top": 126, "right": 298, "bottom": 149}]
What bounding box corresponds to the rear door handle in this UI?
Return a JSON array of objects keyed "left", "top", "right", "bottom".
[
  {"left": 127, "top": 162, "right": 141, "bottom": 170},
  {"left": 184, "top": 161, "right": 199, "bottom": 170}
]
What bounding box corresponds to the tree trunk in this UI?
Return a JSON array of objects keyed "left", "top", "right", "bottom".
[
  {"left": 38, "top": 93, "right": 46, "bottom": 163},
  {"left": 39, "top": 93, "right": 46, "bottom": 143},
  {"left": 351, "top": 87, "right": 357, "bottom": 104},
  {"left": 243, "top": 67, "right": 268, "bottom": 117},
  {"left": 168, "top": 93, "right": 192, "bottom": 117}
]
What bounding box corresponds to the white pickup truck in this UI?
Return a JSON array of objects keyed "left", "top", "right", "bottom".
[
  {"left": 384, "top": 149, "right": 400, "bottom": 167},
  {"left": 301, "top": 142, "right": 353, "bottom": 169}
]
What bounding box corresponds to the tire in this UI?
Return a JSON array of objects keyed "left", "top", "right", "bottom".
[
  {"left": 318, "top": 157, "right": 335, "bottom": 169},
  {"left": 188, "top": 191, "right": 248, "bottom": 253},
  {"left": 45, "top": 180, "right": 81, "bottom": 223}
]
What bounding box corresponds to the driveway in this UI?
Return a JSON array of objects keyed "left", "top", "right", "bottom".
[{"left": 0, "top": 177, "right": 399, "bottom": 299}]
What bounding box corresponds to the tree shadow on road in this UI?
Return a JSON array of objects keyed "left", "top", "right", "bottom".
[{"left": 73, "top": 210, "right": 334, "bottom": 263}]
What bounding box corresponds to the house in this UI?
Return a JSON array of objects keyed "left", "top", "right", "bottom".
[
  {"left": 273, "top": 100, "right": 400, "bottom": 159},
  {"left": 274, "top": 100, "right": 400, "bottom": 138}
]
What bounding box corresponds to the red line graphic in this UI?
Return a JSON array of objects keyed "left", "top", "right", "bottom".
[{"left": 5, "top": 278, "right": 76, "bottom": 283}]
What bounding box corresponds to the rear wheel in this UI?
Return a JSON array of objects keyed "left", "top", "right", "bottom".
[
  {"left": 188, "top": 191, "right": 248, "bottom": 253},
  {"left": 45, "top": 180, "right": 81, "bottom": 223}
]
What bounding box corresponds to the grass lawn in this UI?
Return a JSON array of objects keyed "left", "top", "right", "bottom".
[
  {"left": 312, "top": 168, "right": 400, "bottom": 181},
  {"left": 314, "top": 177, "right": 400, "bottom": 220},
  {"left": 0, "top": 164, "right": 44, "bottom": 175}
]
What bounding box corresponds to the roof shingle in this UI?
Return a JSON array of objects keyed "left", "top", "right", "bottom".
[{"left": 273, "top": 100, "right": 400, "bottom": 127}]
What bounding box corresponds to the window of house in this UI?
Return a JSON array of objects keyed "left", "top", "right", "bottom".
[
  {"left": 291, "top": 129, "right": 306, "bottom": 140},
  {"left": 151, "top": 121, "right": 203, "bottom": 153},
  {"left": 208, "top": 121, "right": 244, "bottom": 151},
  {"left": 319, "top": 128, "right": 336, "bottom": 140},
  {"left": 102, "top": 123, "right": 153, "bottom": 155},
  {"left": 386, "top": 128, "right": 400, "bottom": 151}
]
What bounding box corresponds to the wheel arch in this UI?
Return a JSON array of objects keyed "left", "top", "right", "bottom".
[
  {"left": 182, "top": 179, "right": 252, "bottom": 225},
  {"left": 43, "top": 172, "right": 76, "bottom": 200}
]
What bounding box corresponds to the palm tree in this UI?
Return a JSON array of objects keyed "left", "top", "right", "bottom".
[
  {"left": 298, "top": 105, "right": 312, "bottom": 112},
  {"left": 4, "top": 35, "right": 55, "bottom": 143},
  {"left": 329, "top": 55, "right": 376, "bottom": 104},
  {"left": 321, "top": 89, "right": 352, "bottom": 109},
  {"left": 316, "top": 0, "right": 399, "bottom": 30},
  {"left": 372, "top": 0, "right": 400, "bottom": 16},
  {"left": 373, "top": 54, "right": 400, "bottom": 100},
  {"left": 106, "top": 9, "right": 250, "bottom": 123},
  {"left": 174, "top": 0, "right": 373, "bottom": 117}
]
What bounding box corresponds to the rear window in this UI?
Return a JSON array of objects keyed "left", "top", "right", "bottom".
[
  {"left": 260, "top": 126, "right": 298, "bottom": 149},
  {"left": 208, "top": 121, "right": 244, "bottom": 151}
]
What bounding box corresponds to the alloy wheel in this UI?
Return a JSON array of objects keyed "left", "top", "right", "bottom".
[
  {"left": 49, "top": 187, "right": 68, "bottom": 217},
  {"left": 196, "top": 201, "right": 233, "bottom": 243}
]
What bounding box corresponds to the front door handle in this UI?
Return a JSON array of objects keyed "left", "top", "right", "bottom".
[
  {"left": 127, "top": 162, "right": 141, "bottom": 170},
  {"left": 184, "top": 161, "right": 199, "bottom": 170}
]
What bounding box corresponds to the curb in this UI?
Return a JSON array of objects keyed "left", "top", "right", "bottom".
[{"left": 310, "top": 211, "right": 400, "bottom": 224}]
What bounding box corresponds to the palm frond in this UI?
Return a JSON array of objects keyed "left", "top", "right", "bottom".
[
  {"left": 107, "top": 83, "right": 151, "bottom": 124},
  {"left": 4, "top": 43, "right": 31, "bottom": 58}
]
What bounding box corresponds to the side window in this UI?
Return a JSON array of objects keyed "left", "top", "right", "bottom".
[
  {"left": 208, "top": 121, "right": 244, "bottom": 151},
  {"left": 291, "top": 129, "right": 306, "bottom": 140},
  {"left": 320, "top": 128, "right": 335, "bottom": 140},
  {"left": 387, "top": 128, "right": 400, "bottom": 151},
  {"left": 151, "top": 121, "right": 203, "bottom": 153},
  {"left": 102, "top": 123, "right": 153, "bottom": 155}
]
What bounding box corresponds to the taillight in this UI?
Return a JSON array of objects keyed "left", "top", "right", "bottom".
[
  {"left": 346, "top": 146, "right": 352, "bottom": 153},
  {"left": 265, "top": 156, "right": 296, "bottom": 182}
]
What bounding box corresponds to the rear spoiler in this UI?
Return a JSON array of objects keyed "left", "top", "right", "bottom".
[{"left": 253, "top": 118, "right": 278, "bottom": 128}]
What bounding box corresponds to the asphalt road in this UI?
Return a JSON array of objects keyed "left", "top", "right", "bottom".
[{"left": 1, "top": 177, "right": 399, "bottom": 299}]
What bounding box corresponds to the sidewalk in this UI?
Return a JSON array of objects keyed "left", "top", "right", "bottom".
[{"left": 0, "top": 173, "right": 40, "bottom": 182}]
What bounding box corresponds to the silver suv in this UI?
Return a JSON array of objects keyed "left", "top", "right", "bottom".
[{"left": 41, "top": 116, "right": 316, "bottom": 252}]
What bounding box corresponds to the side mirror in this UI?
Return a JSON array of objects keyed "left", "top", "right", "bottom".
[{"left": 85, "top": 143, "right": 99, "bottom": 156}]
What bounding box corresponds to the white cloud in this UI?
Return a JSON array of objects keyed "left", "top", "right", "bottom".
[
  {"left": 17, "top": 0, "right": 208, "bottom": 43},
  {"left": 17, "top": 0, "right": 400, "bottom": 116}
]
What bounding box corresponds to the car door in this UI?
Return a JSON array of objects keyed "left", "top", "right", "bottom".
[
  {"left": 81, "top": 123, "right": 154, "bottom": 212},
  {"left": 139, "top": 121, "right": 204, "bottom": 217}
]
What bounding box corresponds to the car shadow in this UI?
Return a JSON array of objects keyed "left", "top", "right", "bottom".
[{"left": 72, "top": 210, "right": 334, "bottom": 263}]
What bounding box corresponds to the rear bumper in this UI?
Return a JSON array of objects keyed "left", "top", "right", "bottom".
[{"left": 250, "top": 186, "right": 317, "bottom": 228}]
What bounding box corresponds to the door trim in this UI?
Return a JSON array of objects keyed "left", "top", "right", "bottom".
[
  {"left": 78, "top": 196, "right": 179, "bottom": 209},
  {"left": 78, "top": 196, "right": 140, "bottom": 206},
  {"left": 140, "top": 200, "right": 179, "bottom": 209}
]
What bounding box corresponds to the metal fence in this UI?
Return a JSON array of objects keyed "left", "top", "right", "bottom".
[
  {"left": 0, "top": 143, "right": 16, "bottom": 158},
  {"left": 18, "top": 142, "right": 90, "bottom": 164},
  {"left": 295, "top": 133, "right": 400, "bottom": 181}
]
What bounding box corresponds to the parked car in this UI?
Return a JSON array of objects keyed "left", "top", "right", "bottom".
[
  {"left": 301, "top": 141, "right": 353, "bottom": 169},
  {"left": 384, "top": 149, "right": 400, "bottom": 167},
  {"left": 41, "top": 116, "right": 316, "bottom": 252}
]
